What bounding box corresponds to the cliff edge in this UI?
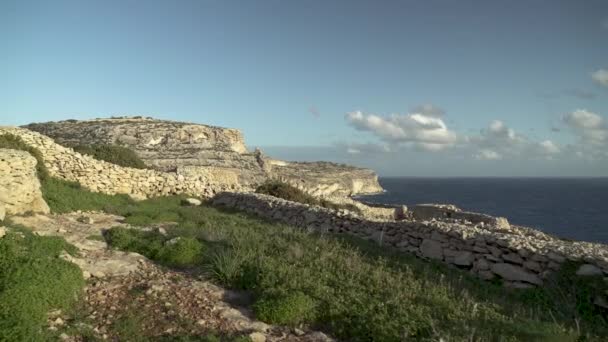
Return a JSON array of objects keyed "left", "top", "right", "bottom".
[{"left": 24, "top": 117, "right": 383, "bottom": 197}]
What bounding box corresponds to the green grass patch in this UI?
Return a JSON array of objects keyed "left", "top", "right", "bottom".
[
  {"left": 41, "top": 177, "right": 134, "bottom": 214},
  {"left": 96, "top": 195, "right": 607, "bottom": 341},
  {"left": 0, "top": 225, "right": 84, "bottom": 341},
  {"left": 256, "top": 181, "right": 361, "bottom": 213},
  {"left": 71, "top": 144, "right": 148, "bottom": 169},
  {"left": 105, "top": 227, "right": 204, "bottom": 269}
]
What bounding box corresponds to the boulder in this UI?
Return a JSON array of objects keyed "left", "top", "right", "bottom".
[
  {"left": 0, "top": 226, "right": 6, "bottom": 239},
  {"left": 453, "top": 251, "right": 475, "bottom": 266},
  {"left": 491, "top": 263, "right": 542, "bottom": 285},
  {"left": 0, "top": 203, "right": 5, "bottom": 221},
  {"left": 420, "top": 239, "right": 443, "bottom": 260},
  {"left": 182, "top": 198, "right": 202, "bottom": 206},
  {"left": 576, "top": 264, "right": 603, "bottom": 277}
]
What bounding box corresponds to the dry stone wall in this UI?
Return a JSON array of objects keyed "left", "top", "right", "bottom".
[
  {"left": 0, "top": 148, "right": 50, "bottom": 215},
  {"left": 0, "top": 127, "right": 238, "bottom": 200},
  {"left": 212, "top": 192, "right": 608, "bottom": 288}
]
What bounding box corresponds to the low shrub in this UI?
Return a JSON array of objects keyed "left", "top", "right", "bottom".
[
  {"left": 72, "top": 144, "right": 148, "bottom": 169},
  {"left": 0, "top": 226, "right": 84, "bottom": 341},
  {"left": 255, "top": 181, "right": 361, "bottom": 214},
  {"left": 253, "top": 292, "right": 317, "bottom": 326},
  {"left": 158, "top": 237, "right": 203, "bottom": 268},
  {"left": 105, "top": 227, "right": 203, "bottom": 268}
]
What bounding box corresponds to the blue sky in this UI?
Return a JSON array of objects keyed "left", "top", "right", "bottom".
[{"left": 1, "top": 0, "right": 607, "bottom": 176}]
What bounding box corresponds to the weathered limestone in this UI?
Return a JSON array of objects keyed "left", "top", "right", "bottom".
[
  {"left": 212, "top": 192, "right": 608, "bottom": 286},
  {"left": 0, "top": 127, "right": 235, "bottom": 199},
  {"left": 0, "top": 148, "right": 50, "bottom": 215},
  {"left": 23, "top": 117, "right": 383, "bottom": 197}
]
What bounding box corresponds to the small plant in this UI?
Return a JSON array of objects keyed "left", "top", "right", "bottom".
[
  {"left": 255, "top": 181, "right": 361, "bottom": 214},
  {"left": 253, "top": 292, "right": 317, "bottom": 326},
  {"left": 71, "top": 144, "right": 148, "bottom": 169},
  {"left": 158, "top": 237, "right": 203, "bottom": 268},
  {"left": 0, "top": 227, "right": 84, "bottom": 341}
]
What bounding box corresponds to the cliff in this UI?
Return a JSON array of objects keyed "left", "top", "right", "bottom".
[{"left": 24, "top": 117, "right": 383, "bottom": 197}]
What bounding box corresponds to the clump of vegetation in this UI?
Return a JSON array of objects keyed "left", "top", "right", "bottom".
[
  {"left": 97, "top": 195, "right": 607, "bottom": 341},
  {"left": 158, "top": 237, "right": 203, "bottom": 267},
  {"left": 71, "top": 144, "right": 148, "bottom": 169},
  {"left": 256, "top": 181, "right": 360, "bottom": 213},
  {"left": 0, "top": 133, "right": 49, "bottom": 181},
  {"left": 0, "top": 226, "right": 84, "bottom": 341},
  {"left": 105, "top": 227, "right": 204, "bottom": 269},
  {"left": 42, "top": 177, "right": 134, "bottom": 213},
  {"left": 253, "top": 292, "right": 317, "bottom": 326}
]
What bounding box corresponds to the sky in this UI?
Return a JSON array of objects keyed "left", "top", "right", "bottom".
[{"left": 1, "top": 0, "right": 607, "bottom": 177}]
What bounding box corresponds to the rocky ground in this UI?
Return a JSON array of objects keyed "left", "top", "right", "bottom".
[{"left": 11, "top": 212, "right": 333, "bottom": 342}]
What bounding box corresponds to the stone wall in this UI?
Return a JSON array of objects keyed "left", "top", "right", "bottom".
[
  {"left": 212, "top": 192, "right": 608, "bottom": 288},
  {"left": 0, "top": 127, "right": 237, "bottom": 199},
  {"left": 24, "top": 117, "right": 384, "bottom": 197},
  {"left": 0, "top": 148, "right": 50, "bottom": 216}
]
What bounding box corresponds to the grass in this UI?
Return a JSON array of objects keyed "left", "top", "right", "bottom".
[
  {"left": 2, "top": 134, "right": 607, "bottom": 340},
  {"left": 71, "top": 144, "right": 149, "bottom": 169},
  {"left": 89, "top": 195, "right": 607, "bottom": 341},
  {"left": 255, "top": 181, "right": 361, "bottom": 213},
  {"left": 0, "top": 225, "right": 84, "bottom": 341}
]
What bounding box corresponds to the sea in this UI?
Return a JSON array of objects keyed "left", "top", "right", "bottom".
[{"left": 356, "top": 177, "right": 608, "bottom": 244}]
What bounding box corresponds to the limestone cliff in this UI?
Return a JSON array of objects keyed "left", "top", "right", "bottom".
[{"left": 24, "top": 117, "right": 383, "bottom": 196}]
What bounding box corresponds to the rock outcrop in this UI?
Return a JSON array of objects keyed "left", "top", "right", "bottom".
[
  {"left": 0, "top": 148, "right": 50, "bottom": 215},
  {"left": 24, "top": 117, "right": 383, "bottom": 197}
]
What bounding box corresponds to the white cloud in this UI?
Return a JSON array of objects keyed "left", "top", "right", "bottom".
[
  {"left": 345, "top": 109, "right": 458, "bottom": 151},
  {"left": 474, "top": 149, "right": 502, "bottom": 160},
  {"left": 591, "top": 69, "right": 608, "bottom": 87},
  {"left": 563, "top": 109, "right": 608, "bottom": 149},
  {"left": 470, "top": 120, "right": 561, "bottom": 160},
  {"left": 409, "top": 104, "right": 445, "bottom": 117},
  {"left": 539, "top": 140, "right": 560, "bottom": 154}
]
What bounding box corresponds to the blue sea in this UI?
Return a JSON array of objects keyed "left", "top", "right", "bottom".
[{"left": 357, "top": 178, "right": 608, "bottom": 244}]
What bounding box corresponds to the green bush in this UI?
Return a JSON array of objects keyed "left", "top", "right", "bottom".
[
  {"left": 158, "top": 237, "right": 203, "bottom": 268},
  {"left": 72, "top": 144, "right": 148, "bottom": 169},
  {"left": 105, "top": 227, "right": 165, "bottom": 259},
  {"left": 255, "top": 181, "right": 361, "bottom": 214},
  {"left": 0, "top": 227, "right": 84, "bottom": 341},
  {"left": 105, "top": 227, "right": 203, "bottom": 268},
  {"left": 0, "top": 133, "right": 49, "bottom": 181},
  {"left": 253, "top": 292, "right": 317, "bottom": 326}
]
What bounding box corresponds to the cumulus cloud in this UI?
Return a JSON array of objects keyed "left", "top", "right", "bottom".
[
  {"left": 592, "top": 69, "right": 608, "bottom": 87},
  {"left": 563, "top": 109, "right": 608, "bottom": 147},
  {"left": 539, "top": 140, "right": 560, "bottom": 154},
  {"left": 345, "top": 109, "right": 458, "bottom": 151},
  {"left": 474, "top": 149, "right": 502, "bottom": 160},
  {"left": 470, "top": 120, "right": 561, "bottom": 160},
  {"left": 409, "top": 104, "right": 445, "bottom": 117}
]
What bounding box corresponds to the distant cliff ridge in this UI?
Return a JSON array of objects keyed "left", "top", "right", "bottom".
[{"left": 24, "top": 117, "right": 383, "bottom": 197}]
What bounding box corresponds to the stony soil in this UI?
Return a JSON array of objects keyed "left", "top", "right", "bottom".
[{"left": 11, "top": 212, "right": 333, "bottom": 342}]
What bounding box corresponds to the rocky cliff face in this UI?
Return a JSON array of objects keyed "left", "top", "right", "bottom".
[{"left": 24, "top": 117, "right": 383, "bottom": 197}]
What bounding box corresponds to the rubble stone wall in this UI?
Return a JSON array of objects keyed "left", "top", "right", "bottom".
[{"left": 212, "top": 192, "right": 608, "bottom": 288}]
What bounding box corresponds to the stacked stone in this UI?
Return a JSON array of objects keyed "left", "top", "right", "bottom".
[
  {"left": 212, "top": 192, "right": 608, "bottom": 288},
  {"left": 0, "top": 127, "right": 236, "bottom": 200},
  {"left": 0, "top": 148, "right": 50, "bottom": 215}
]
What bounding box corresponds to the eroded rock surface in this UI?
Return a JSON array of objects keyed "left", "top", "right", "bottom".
[
  {"left": 23, "top": 117, "right": 383, "bottom": 197},
  {"left": 0, "top": 148, "right": 50, "bottom": 215},
  {"left": 11, "top": 212, "right": 333, "bottom": 341}
]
